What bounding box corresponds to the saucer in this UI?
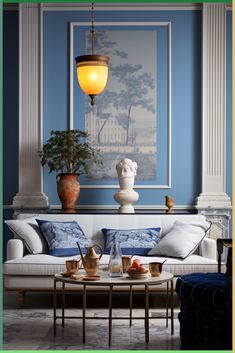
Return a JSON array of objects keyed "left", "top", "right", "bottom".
[
  {"left": 71, "top": 274, "right": 83, "bottom": 280},
  {"left": 82, "top": 275, "right": 100, "bottom": 281},
  {"left": 61, "top": 271, "right": 77, "bottom": 277}
]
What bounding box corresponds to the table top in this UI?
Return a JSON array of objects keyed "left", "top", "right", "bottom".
[{"left": 54, "top": 271, "right": 173, "bottom": 287}]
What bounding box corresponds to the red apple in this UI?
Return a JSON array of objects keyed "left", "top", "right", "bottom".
[
  {"left": 138, "top": 266, "right": 147, "bottom": 273},
  {"left": 132, "top": 259, "right": 141, "bottom": 269}
]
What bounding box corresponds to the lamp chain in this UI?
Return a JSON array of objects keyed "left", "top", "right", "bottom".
[{"left": 90, "top": 2, "right": 95, "bottom": 55}]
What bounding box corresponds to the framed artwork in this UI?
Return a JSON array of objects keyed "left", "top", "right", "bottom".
[{"left": 70, "top": 22, "right": 171, "bottom": 189}]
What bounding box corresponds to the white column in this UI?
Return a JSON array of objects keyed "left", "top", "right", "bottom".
[
  {"left": 12, "top": 3, "right": 48, "bottom": 208},
  {"left": 196, "top": 3, "right": 231, "bottom": 209}
]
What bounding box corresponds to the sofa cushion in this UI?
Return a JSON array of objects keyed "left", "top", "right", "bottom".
[
  {"left": 148, "top": 221, "right": 210, "bottom": 259},
  {"left": 200, "top": 238, "right": 217, "bottom": 260},
  {"left": 102, "top": 227, "right": 161, "bottom": 255},
  {"left": 5, "top": 218, "right": 48, "bottom": 254},
  {"left": 160, "top": 215, "right": 206, "bottom": 237},
  {"left": 36, "top": 220, "right": 89, "bottom": 256},
  {"left": 3, "top": 254, "right": 222, "bottom": 277},
  {"left": 15, "top": 213, "right": 208, "bottom": 240}
]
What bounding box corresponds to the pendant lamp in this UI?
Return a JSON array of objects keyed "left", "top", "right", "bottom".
[{"left": 75, "top": 3, "right": 109, "bottom": 106}]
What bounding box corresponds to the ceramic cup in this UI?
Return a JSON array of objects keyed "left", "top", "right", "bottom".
[
  {"left": 65, "top": 259, "right": 80, "bottom": 274},
  {"left": 149, "top": 262, "right": 163, "bottom": 277},
  {"left": 121, "top": 256, "right": 132, "bottom": 273}
]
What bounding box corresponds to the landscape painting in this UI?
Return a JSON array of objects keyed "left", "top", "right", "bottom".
[{"left": 84, "top": 30, "right": 157, "bottom": 181}]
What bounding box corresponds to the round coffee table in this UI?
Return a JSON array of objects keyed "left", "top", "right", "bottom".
[{"left": 53, "top": 271, "right": 174, "bottom": 345}]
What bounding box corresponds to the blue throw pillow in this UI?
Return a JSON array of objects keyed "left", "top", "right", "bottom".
[
  {"left": 102, "top": 227, "right": 161, "bottom": 255},
  {"left": 36, "top": 219, "right": 90, "bottom": 256}
]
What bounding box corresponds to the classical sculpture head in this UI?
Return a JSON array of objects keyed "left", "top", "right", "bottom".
[
  {"left": 116, "top": 158, "right": 138, "bottom": 177},
  {"left": 114, "top": 158, "right": 139, "bottom": 213}
]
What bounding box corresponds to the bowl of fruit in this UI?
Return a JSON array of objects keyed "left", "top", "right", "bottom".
[{"left": 126, "top": 259, "right": 149, "bottom": 279}]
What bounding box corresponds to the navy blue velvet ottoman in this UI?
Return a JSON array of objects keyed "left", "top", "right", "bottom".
[{"left": 176, "top": 272, "right": 232, "bottom": 350}]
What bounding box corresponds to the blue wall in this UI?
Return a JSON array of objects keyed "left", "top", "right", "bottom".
[
  {"left": 3, "top": 8, "right": 232, "bottom": 209},
  {"left": 43, "top": 10, "right": 203, "bottom": 206}
]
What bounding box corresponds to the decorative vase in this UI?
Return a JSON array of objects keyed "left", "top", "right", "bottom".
[
  {"left": 56, "top": 173, "right": 80, "bottom": 211},
  {"left": 114, "top": 159, "right": 139, "bottom": 213}
]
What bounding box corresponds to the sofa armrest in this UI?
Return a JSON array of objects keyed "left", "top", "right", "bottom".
[
  {"left": 199, "top": 238, "right": 217, "bottom": 260},
  {"left": 7, "top": 239, "right": 24, "bottom": 260}
]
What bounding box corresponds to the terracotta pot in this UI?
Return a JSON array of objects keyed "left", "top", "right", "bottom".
[{"left": 56, "top": 173, "right": 80, "bottom": 211}]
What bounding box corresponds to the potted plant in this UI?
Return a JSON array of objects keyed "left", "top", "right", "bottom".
[{"left": 39, "top": 129, "right": 101, "bottom": 211}]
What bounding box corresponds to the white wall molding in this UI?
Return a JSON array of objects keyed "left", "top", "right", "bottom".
[
  {"left": 12, "top": 3, "right": 48, "bottom": 209},
  {"left": 196, "top": 3, "right": 231, "bottom": 209},
  {"left": 4, "top": 3, "right": 232, "bottom": 12},
  {"left": 42, "top": 3, "right": 201, "bottom": 11}
]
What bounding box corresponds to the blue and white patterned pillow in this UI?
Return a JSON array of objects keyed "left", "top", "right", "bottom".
[
  {"left": 36, "top": 219, "right": 90, "bottom": 256},
  {"left": 102, "top": 227, "right": 161, "bottom": 256}
]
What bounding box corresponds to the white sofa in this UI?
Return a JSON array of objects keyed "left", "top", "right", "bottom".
[{"left": 4, "top": 213, "right": 222, "bottom": 304}]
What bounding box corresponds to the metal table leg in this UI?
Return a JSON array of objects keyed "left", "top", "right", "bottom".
[
  {"left": 83, "top": 284, "right": 86, "bottom": 344},
  {"left": 62, "top": 282, "right": 65, "bottom": 327},
  {"left": 166, "top": 281, "right": 169, "bottom": 328},
  {"left": 53, "top": 279, "right": 57, "bottom": 335},
  {"left": 171, "top": 279, "right": 174, "bottom": 335},
  {"left": 145, "top": 284, "right": 149, "bottom": 343},
  {"left": 108, "top": 285, "right": 113, "bottom": 346},
  {"left": 129, "top": 284, "right": 133, "bottom": 327}
]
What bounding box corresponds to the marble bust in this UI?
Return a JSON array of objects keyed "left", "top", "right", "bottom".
[
  {"left": 114, "top": 158, "right": 139, "bottom": 213},
  {"left": 116, "top": 158, "right": 138, "bottom": 178}
]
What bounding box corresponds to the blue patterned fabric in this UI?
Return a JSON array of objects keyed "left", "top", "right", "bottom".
[
  {"left": 102, "top": 227, "right": 161, "bottom": 255},
  {"left": 36, "top": 219, "right": 89, "bottom": 256}
]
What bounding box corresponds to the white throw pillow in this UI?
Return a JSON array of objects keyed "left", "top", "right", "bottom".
[
  {"left": 5, "top": 218, "right": 48, "bottom": 254},
  {"left": 200, "top": 237, "right": 217, "bottom": 260},
  {"left": 148, "top": 220, "right": 210, "bottom": 259}
]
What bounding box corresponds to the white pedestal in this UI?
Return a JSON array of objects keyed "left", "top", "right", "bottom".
[{"left": 114, "top": 189, "right": 139, "bottom": 213}]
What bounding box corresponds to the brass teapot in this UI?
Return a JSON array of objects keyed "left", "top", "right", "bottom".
[{"left": 77, "top": 242, "right": 103, "bottom": 276}]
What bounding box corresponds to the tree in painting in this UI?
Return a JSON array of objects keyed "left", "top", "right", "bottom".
[
  {"left": 111, "top": 63, "right": 155, "bottom": 145},
  {"left": 85, "top": 30, "right": 156, "bottom": 180}
]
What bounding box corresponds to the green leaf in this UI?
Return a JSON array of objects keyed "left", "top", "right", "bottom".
[{"left": 38, "top": 129, "right": 102, "bottom": 174}]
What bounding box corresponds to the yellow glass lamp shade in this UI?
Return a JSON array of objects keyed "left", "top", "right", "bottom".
[
  {"left": 77, "top": 64, "right": 108, "bottom": 94},
  {"left": 75, "top": 54, "right": 109, "bottom": 105}
]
